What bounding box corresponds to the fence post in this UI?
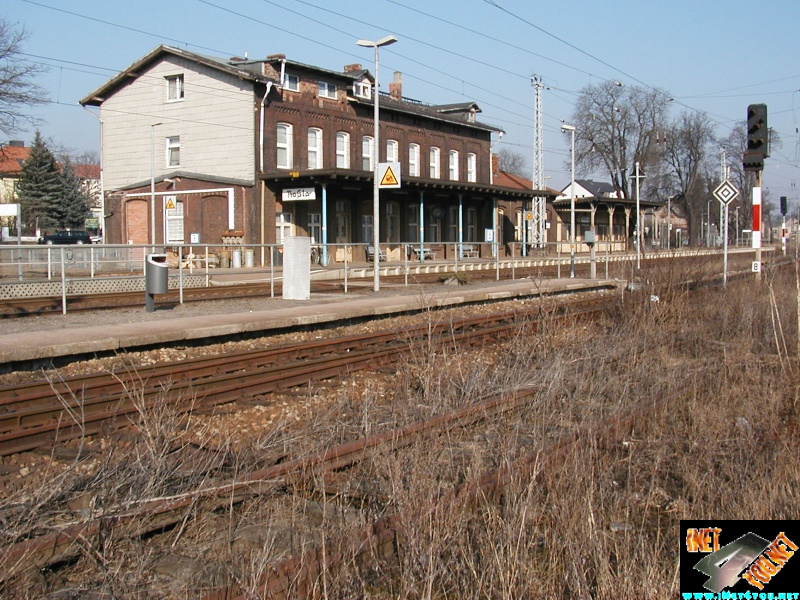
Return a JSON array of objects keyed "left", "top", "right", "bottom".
[{"left": 60, "top": 247, "right": 67, "bottom": 315}]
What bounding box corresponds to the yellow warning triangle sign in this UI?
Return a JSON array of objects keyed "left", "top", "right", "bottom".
[
  {"left": 164, "top": 197, "right": 176, "bottom": 210},
  {"left": 380, "top": 165, "right": 399, "bottom": 187}
]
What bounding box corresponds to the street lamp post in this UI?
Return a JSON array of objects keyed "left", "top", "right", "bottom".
[
  {"left": 357, "top": 34, "right": 398, "bottom": 292},
  {"left": 561, "top": 123, "right": 576, "bottom": 278},
  {"left": 150, "top": 122, "right": 162, "bottom": 250}
]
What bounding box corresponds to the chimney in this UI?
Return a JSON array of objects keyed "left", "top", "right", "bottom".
[
  {"left": 343, "top": 63, "right": 362, "bottom": 73},
  {"left": 492, "top": 153, "right": 500, "bottom": 175},
  {"left": 389, "top": 71, "right": 402, "bottom": 100}
]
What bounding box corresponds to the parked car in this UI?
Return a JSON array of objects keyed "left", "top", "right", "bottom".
[{"left": 37, "top": 230, "right": 93, "bottom": 245}]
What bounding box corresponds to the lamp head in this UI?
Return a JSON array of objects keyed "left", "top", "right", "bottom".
[
  {"left": 561, "top": 124, "right": 575, "bottom": 132},
  {"left": 357, "top": 35, "right": 398, "bottom": 48}
]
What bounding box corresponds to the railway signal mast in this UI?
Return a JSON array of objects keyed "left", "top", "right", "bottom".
[{"left": 743, "top": 103, "right": 769, "bottom": 279}]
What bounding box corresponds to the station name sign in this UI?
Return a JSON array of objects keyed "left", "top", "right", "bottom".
[{"left": 282, "top": 187, "right": 316, "bottom": 201}]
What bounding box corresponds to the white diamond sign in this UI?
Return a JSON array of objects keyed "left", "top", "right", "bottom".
[{"left": 713, "top": 180, "right": 739, "bottom": 205}]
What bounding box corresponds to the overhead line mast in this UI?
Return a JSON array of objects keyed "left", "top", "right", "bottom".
[{"left": 530, "top": 75, "right": 547, "bottom": 249}]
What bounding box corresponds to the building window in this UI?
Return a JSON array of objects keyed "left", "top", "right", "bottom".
[
  {"left": 165, "top": 198, "right": 184, "bottom": 243},
  {"left": 336, "top": 132, "right": 350, "bottom": 168},
  {"left": 429, "top": 147, "right": 440, "bottom": 179},
  {"left": 308, "top": 212, "right": 321, "bottom": 244},
  {"left": 466, "top": 208, "right": 477, "bottom": 241},
  {"left": 166, "top": 136, "right": 180, "bottom": 167},
  {"left": 283, "top": 73, "right": 299, "bottom": 92},
  {"left": 277, "top": 123, "right": 293, "bottom": 169},
  {"left": 449, "top": 150, "right": 459, "bottom": 181},
  {"left": 467, "top": 153, "right": 477, "bottom": 182},
  {"left": 166, "top": 74, "right": 184, "bottom": 101},
  {"left": 386, "top": 139, "right": 398, "bottom": 164},
  {"left": 276, "top": 212, "right": 293, "bottom": 243},
  {"left": 387, "top": 201, "right": 400, "bottom": 242},
  {"left": 318, "top": 81, "right": 337, "bottom": 99},
  {"left": 362, "top": 214, "right": 373, "bottom": 245},
  {"left": 354, "top": 81, "right": 371, "bottom": 99},
  {"left": 408, "top": 204, "right": 419, "bottom": 243},
  {"left": 409, "top": 143, "right": 420, "bottom": 177},
  {"left": 307, "top": 127, "right": 323, "bottom": 169},
  {"left": 362, "top": 136, "right": 374, "bottom": 171}
]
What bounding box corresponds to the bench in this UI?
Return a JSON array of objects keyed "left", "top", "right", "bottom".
[
  {"left": 408, "top": 245, "right": 438, "bottom": 261},
  {"left": 461, "top": 244, "right": 479, "bottom": 258},
  {"left": 365, "top": 245, "right": 387, "bottom": 262}
]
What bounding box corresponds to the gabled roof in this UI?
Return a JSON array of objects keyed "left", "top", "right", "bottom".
[
  {"left": 0, "top": 144, "right": 29, "bottom": 177},
  {"left": 492, "top": 170, "right": 556, "bottom": 197},
  {"left": 575, "top": 180, "right": 617, "bottom": 197},
  {"left": 80, "top": 45, "right": 275, "bottom": 106}
]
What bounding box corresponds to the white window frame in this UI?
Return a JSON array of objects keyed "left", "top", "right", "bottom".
[
  {"left": 307, "top": 127, "right": 323, "bottom": 169},
  {"left": 336, "top": 131, "right": 350, "bottom": 169},
  {"left": 409, "top": 143, "right": 420, "bottom": 177},
  {"left": 355, "top": 81, "right": 371, "bottom": 99},
  {"left": 386, "top": 139, "right": 399, "bottom": 164},
  {"left": 166, "top": 74, "right": 184, "bottom": 101},
  {"left": 429, "top": 147, "right": 440, "bottom": 179},
  {"left": 283, "top": 73, "right": 299, "bottom": 92},
  {"left": 362, "top": 136, "right": 374, "bottom": 172},
  {"left": 277, "top": 123, "right": 293, "bottom": 169},
  {"left": 318, "top": 81, "right": 337, "bottom": 99},
  {"left": 449, "top": 150, "right": 459, "bottom": 181},
  {"left": 467, "top": 153, "right": 477, "bottom": 182},
  {"left": 308, "top": 212, "right": 321, "bottom": 244},
  {"left": 166, "top": 136, "right": 180, "bottom": 167}
]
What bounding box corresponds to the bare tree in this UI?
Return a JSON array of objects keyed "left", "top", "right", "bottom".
[
  {"left": 496, "top": 148, "right": 528, "bottom": 178},
  {"left": 662, "top": 111, "right": 717, "bottom": 245},
  {"left": 569, "top": 82, "right": 672, "bottom": 199},
  {"left": 0, "top": 19, "right": 48, "bottom": 135}
]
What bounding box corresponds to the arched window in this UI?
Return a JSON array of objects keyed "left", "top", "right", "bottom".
[
  {"left": 336, "top": 132, "right": 350, "bottom": 168},
  {"left": 307, "top": 127, "right": 323, "bottom": 169},
  {"left": 277, "top": 123, "right": 293, "bottom": 169}
]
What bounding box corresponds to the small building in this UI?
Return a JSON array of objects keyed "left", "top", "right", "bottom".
[
  {"left": 80, "top": 45, "right": 546, "bottom": 262},
  {"left": 555, "top": 179, "right": 663, "bottom": 252}
]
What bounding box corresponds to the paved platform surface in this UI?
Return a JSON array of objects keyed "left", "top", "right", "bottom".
[{"left": 0, "top": 278, "right": 618, "bottom": 366}]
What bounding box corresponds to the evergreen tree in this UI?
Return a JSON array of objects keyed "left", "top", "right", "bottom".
[
  {"left": 16, "top": 132, "right": 91, "bottom": 231},
  {"left": 55, "top": 158, "right": 91, "bottom": 228},
  {"left": 16, "top": 131, "right": 61, "bottom": 231}
]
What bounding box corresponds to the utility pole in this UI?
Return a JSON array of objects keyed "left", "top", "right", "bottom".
[
  {"left": 530, "top": 75, "right": 547, "bottom": 250},
  {"left": 632, "top": 162, "right": 646, "bottom": 270}
]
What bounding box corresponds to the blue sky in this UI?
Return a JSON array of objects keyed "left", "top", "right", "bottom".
[{"left": 5, "top": 0, "right": 800, "bottom": 203}]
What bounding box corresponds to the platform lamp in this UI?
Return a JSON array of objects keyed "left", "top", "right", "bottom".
[
  {"left": 561, "top": 123, "right": 576, "bottom": 277},
  {"left": 356, "top": 34, "right": 398, "bottom": 292}
]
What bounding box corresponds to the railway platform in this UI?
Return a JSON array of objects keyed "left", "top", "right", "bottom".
[{"left": 0, "top": 277, "right": 619, "bottom": 368}]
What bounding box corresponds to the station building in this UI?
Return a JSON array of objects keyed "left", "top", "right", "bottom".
[{"left": 80, "top": 45, "right": 552, "bottom": 264}]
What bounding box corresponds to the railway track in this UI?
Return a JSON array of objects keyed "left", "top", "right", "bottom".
[
  {"left": 0, "top": 294, "right": 614, "bottom": 457},
  {"left": 0, "top": 294, "right": 619, "bottom": 585}
]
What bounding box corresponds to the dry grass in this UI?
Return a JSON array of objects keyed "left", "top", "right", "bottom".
[{"left": 2, "top": 256, "right": 799, "bottom": 598}]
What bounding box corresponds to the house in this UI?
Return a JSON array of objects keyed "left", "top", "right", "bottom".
[
  {"left": 555, "top": 179, "right": 664, "bottom": 252},
  {"left": 80, "top": 45, "right": 544, "bottom": 263},
  {"left": 0, "top": 141, "right": 28, "bottom": 205}
]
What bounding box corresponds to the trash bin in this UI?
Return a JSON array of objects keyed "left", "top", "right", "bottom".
[
  {"left": 219, "top": 249, "right": 231, "bottom": 268},
  {"left": 244, "top": 248, "right": 254, "bottom": 268},
  {"left": 232, "top": 248, "right": 242, "bottom": 268},
  {"left": 145, "top": 253, "right": 168, "bottom": 312}
]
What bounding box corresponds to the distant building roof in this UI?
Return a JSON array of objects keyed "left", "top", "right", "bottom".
[{"left": 0, "top": 143, "right": 29, "bottom": 177}]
